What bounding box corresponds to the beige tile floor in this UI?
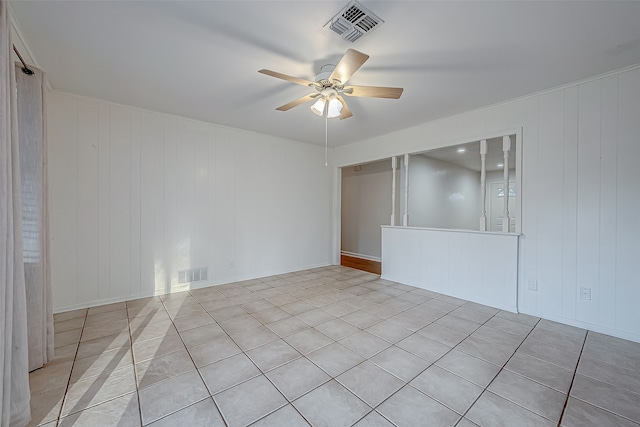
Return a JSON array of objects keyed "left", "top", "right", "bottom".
[{"left": 29, "top": 266, "right": 640, "bottom": 427}]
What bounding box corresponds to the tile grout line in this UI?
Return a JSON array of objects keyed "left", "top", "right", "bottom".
[
  {"left": 63, "top": 307, "right": 137, "bottom": 422},
  {"left": 342, "top": 296, "right": 501, "bottom": 426},
  {"left": 55, "top": 274, "right": 369, "bottom": 426},
  {"left": 566, "top": 340, "right": 640, "bottom": 424},
  {"left": 207, "top": 308, "right": 290, "bottom": 427},
  {"left": 218, "top": 272, "right": 383, "bottom": 426},
  {"left": 244, "top": 274, "right": 499, "bottom": 426},
  {"left": 127, "top": 303, "right": 145, "bottom": 427},
  {"left": 217, "top": 282, "right": 327, "bottom": 427},
  {"left": 54, "top": 310, "right": 88, "bottom": 427},
  {"left": 127, "top": 299, "right": 182, "bottom": 424},
  {"left": 227, "top": 277, "right": 345, "bottom": 426},
  {"left": 155, "top": 297, "right": 231, "bottom": 427},
  {"left": 54, "top": 268, "right": 613, "bottom": 427},
  {"left": 49, "top": 269, "right": 343, "bottom": 426},
  {"left": 556, "top": 329, "right": 589, "bottom": 427},
  {"left": 454, "top": 316, "right": 543, "bottom": 425},
  {"left": 132, "top": 298, "right": 216, "bottom": 424},
  {"left": 364, "top": 309, "right": 498, "bottom": 426},
  {"left": 178, "top": 284, "right": 322, "bottom": 426},
  {"left": 477, "top": 321, "right": 604, "bottom": 424},
  {"left": 58, "top": 274, "right": 416, "bottom": 422},
  {"left": 345, "top": 306, "right": 488, "bottom": 425},
  {"left": 60, "top": 290, "right": 484, "bottom": 424}
]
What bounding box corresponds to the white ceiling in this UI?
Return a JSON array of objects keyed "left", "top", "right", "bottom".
[{"left": 10, "top": 1, "right": 640, "bottom": 147}]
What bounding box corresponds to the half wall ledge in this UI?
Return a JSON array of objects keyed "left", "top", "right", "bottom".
[{"left": 381, "top": 226, "right": 519, "bottom": 312}]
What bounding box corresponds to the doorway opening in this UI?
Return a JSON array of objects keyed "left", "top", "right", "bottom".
[{"left": 339, "top": 159, "right": 393, "bottom": 274}]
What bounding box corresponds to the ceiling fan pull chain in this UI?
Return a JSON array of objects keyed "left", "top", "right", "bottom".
[{"left": 325, "top": 114, "right": 328, "bottom": 167}]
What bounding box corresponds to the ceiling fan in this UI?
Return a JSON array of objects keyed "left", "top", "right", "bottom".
[{"left": 259, "top": 49, "right": 403, "bottom": 120}]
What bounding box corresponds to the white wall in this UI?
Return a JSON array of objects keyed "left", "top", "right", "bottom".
[
  {"left": 407, "top": 155, "right": 480, "bottom": 230},
  {"left": 341, "top": 160, "right": 392, "bottom": 260},
  {"left": 334, "top": 65, "right": 640, "bottom": 343},
  {"left": 48, "top": 91, "right": 333, "bottom": 312}
]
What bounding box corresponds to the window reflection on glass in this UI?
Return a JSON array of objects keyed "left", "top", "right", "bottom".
[{"left": 497, "top": 187, "right": 516, "bottom": 198}]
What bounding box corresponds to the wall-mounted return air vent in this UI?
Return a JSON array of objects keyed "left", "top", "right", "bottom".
[
  {"left": 178, "top": 267, "right": 208, "bottom": 284},
  {"left": 325, "top": 0, "right": 384, "bottom": 43}
]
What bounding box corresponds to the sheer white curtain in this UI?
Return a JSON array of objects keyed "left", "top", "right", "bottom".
[
  {"left": 1, "top": 1, "right": 32, "bottom": 426},
  {"left": 16, "top": 62, "right": 53, "bottom": 372}
]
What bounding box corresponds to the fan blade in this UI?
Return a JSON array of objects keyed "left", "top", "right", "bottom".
[
  {"left": 336, "top": 95, "right": 353, "bottom": 120},
  {"left": 258, "top": 69, "right": 316, "bottom": 88},
  {"left": 329, "top": 49, "right": 369, "bottom": 85},
  {"left": 343, "top": 85, "right": 404, "bottom": 99},
  {"left": 276, "top": 93, "right": 319, "bottom": 111}
]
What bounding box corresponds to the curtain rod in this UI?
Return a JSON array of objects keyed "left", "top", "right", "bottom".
[{"left": 13, "top": 45, "right": 34, "bottom": 75}]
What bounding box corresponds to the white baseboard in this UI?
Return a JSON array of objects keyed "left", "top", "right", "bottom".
[
  {"left": 53, "top": 261, "right": 333, "bottom": 314},
  {"left": 518, "top": 309, "right": 640, "bottom": 344}
]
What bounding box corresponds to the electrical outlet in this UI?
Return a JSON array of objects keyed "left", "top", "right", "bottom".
[
  {"left": 580, "top": 287, "right": 591, "bottom": 300},
  {"left": 528, "top": 280, "right": 537, "bottom": 291}
]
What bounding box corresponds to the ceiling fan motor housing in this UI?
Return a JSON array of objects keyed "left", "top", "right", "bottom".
[{"left": 315, "top": 64, "right": 337, "bottom": 88}]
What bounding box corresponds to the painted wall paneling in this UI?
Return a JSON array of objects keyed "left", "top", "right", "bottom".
[
  {"left": 76, "top": 98, "right": 99, "bottom": 305},
  {"left": 391, "top": 157, "right": 397, "bottom": 226},
  {"left": 480, "top": 139, "right": 487, "bottom": 231},
  {"left": 335, "top": 65, "right": 640, "bottom": 343},
  {"left": 382, "top": 226, "right": 518, "bottom": 312},
  {"left": 48, "top": 92, "right": 333, "bottom": 312},
  {"left": 615, "top": 70, "right": 640, "bottom": 335}
]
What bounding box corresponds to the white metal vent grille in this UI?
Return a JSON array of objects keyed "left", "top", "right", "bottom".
[
  {"left": 178, "top": 267, "right": 208, "bottom": 284},
  {"left": 325, "top": 0, "right": 384, "bottom": 43}
]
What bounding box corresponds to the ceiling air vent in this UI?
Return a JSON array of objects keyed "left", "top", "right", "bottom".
[{"left": 325, "top": 0, "right": 384, "bottom": 43}]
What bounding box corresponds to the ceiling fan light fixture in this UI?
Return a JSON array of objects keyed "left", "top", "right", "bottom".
[
  {"left": 260, "top": 48, "right": 402, "bottom": 121},
  {"left": 326, "top": 96, "right": 343, "bottom": 118},
  {"left": 311, "top": 98, "right": 326, "bottom": 116}
]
